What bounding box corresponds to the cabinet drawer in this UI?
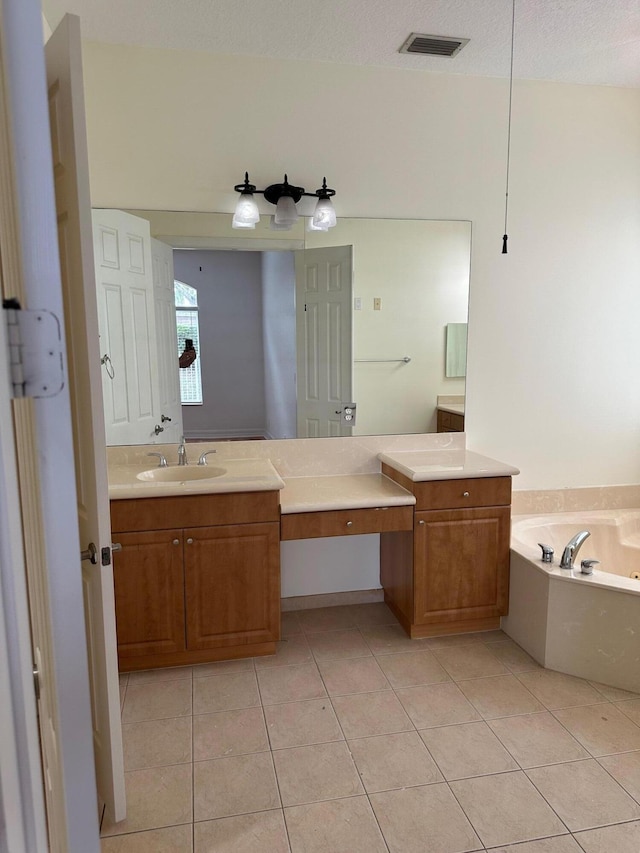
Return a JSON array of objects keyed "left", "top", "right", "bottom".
[
  {"left": 281, "top": 505, "right": 413, "bottom": 540},
  {"left": 111, "top": 490, "right": 280, "bottom": 532},
  {"left": 412, "top": 477, "right": 511, "bottom": 511}
]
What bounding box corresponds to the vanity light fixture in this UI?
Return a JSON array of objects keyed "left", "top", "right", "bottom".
[{"left": 232, "top": 172, "right": 337, "bottom": 231}]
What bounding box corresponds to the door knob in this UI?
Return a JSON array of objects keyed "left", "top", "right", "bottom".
[{"left": 80, "top": 542, "right": 97, "bottom": 564}]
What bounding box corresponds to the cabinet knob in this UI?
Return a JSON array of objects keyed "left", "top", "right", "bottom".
[
  {"left": 418, "top": 520, "right": 425, "bottom": 525},
  {"left": 186, "top": 538, "right": 194, "bottom": 545},
  {"left": 346, "top": 521, "right": 353, "bottom": 527},
  {"left": 463, "top": 491, "right": 470, "bottom": 498},
  {"left": 172, "top": 539, "right": 180, "bottom": 546}
]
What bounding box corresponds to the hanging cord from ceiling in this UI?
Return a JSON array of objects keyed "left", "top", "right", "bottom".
[{"left": 502, "top": 0, "right": 516, "bottom": 254}]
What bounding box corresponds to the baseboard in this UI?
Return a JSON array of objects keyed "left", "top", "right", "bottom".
[
  {"left": 184, "top": 429, "right": 267, "bottom": 440},
  {"left": 281, "top": 588, "right": 384, "bottom": 612}
]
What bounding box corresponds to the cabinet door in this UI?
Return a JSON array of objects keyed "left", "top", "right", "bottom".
[
  {"left": 414, "top": 507, "right": 510, "bottom": 625},
  {"left": 112, "top": 530, "right": 186, "bottom": 659},
  {"left": 184, "top": 522, "right": 280, "bottom": 650}
]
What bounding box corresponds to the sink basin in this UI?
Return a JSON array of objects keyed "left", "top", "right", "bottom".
[{"left": 137, "top": 466, "right": 227, "bottom": 483}]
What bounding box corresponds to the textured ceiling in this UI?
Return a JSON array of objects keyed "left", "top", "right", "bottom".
[{"left": 42, "top": 0, "right": 640, "bottom": 87}]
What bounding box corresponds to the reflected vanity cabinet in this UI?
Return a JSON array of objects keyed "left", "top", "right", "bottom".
[
  {"left": 380, "top": 468, "right": 511, "bottom": 638},
  {"left": 110, "top": 491, "right": 280, "bottom": 671},
  {"left": 436, "top": 408, "right": 465, "bottom": 433}
]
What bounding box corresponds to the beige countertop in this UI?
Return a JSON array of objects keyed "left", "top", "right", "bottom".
[
  {"left": 436, "top": 402, "right": 465, "bottom": 416},
  {"left": 280, "top": 474, "right": 415, "bottom": 514},
  {"left": 378, "top": 449, "right": 520, "bottom": 482},
  {"left": 108, "top": 458, "right": 285, "bottom": 500}
]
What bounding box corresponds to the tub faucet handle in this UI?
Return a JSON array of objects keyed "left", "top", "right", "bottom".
[
  {"left": 538, "top": 543, "right": 554, "bottom": 563},
  {"left": 580, "top": 559, "right": 599, "bottom": 575}
]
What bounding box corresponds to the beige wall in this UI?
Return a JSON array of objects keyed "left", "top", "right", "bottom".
[{"left": 82, "top": 43, "right": 640, "bottom": 490}]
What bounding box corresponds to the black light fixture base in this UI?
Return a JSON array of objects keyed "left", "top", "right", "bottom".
[
  {"left": 263, "top": 177, "right": 305, "bottom": 205},
  {"left": 233, "top": 171, "right": 257, "bottom": 194}
]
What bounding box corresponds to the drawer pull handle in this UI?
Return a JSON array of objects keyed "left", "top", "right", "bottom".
[
  {"left": 186, "top": 538, "right": 194, "bottom": 545},
  {"left": 463, "top": 491, "right": 470, "bottom": 498},
  {"left": 346, "top": 521, "right": 353, "bottom": 527},
  {"left": 418, "top": 520, "right": 425, "bottom": 526},
  {"left": 172, "top": 539, "right": 180, "bottom": 546}
]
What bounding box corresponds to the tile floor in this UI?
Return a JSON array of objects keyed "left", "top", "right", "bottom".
[{"left": 102, "top": 603, "right": 640, "bottom": 852}]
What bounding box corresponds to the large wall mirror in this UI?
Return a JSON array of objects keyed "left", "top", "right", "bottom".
[{"left": 93, "top": 209, "right": 470, "bottom": 445}]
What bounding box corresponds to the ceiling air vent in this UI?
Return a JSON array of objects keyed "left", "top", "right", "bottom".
[{"left": 399, "top": 33, "right": 469, "bottom": 58}]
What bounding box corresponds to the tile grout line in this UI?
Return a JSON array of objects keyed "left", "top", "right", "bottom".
[
  {"left": 191, "top": 668, "right": 195, "bottom": 849},
  {"left": 311, "top": 626, "right": 393, "bottom": 853},
  {"left": 613, "top": 699, "right": 640, "bottom": 727},
  {"left": 544, "top": 695, "right": 640, "bottom": 768},
  {"left": 254, "top": 650, "right": 294, "bottom": 853},
  {"left": 594, "top": 754, "right": 640, "bottom": 808}
]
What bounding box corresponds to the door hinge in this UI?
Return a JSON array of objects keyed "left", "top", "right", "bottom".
[{"left": 3, "top": 299, "right": 64, "bottom": 399}]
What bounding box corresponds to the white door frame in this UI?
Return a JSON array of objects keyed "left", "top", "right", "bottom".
[
  {"left": 0, "top": 318, "right": 47, "bottom": 853},
  {"left": 1, "top": 0, "right": 101, "bottom": 849}
]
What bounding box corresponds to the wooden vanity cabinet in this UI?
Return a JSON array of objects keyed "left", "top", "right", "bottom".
[
  {"left": 436, "top": 409, "right": 465, "bottom": 433},
  {"left": 380, "top": 470, "right": 511, "bottom": 638},
  {"left": 111, "top": 491, "right": 280, "bottom": 671}
]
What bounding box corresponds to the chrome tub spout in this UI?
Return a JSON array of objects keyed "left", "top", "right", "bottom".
[{"left": 559, "top": 530, "right": 590, "bottom": 570}]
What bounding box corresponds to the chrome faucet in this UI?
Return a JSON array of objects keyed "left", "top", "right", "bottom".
[
  {"left": 177, "top": 436, "right": 188, "bottom": 466},
  {"left": 560, "top": 530, "right": 590, "bottom": 569}
]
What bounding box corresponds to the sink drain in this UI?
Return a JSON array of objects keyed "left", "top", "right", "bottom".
[{"left": 631, "top": 572, "right": 640, "bottom": 580}]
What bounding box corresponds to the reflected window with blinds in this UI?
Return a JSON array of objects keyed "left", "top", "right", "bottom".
[{"left": 174, "top": 280, "right": 203, "bottom": 404}]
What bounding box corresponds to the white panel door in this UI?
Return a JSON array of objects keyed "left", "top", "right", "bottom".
[
  {"left": 295, "top": 245, "right": 353, "bottom": 437},
  {"left": 93, "top": 209, "right": 161, "bottom": 445},
  {"left": 46, "top": 15, "right": 126, "bottom": 823},
  {"left": 151, "top": 237, "right": 182, "bottom": 443}
]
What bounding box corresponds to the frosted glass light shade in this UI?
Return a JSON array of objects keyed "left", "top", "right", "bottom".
[
  {"left": 233, "top": 192, "right": 260, "bottom": 227},
  {"left": 312, "top": 197, "right": 337, "bottom": 229},
  {"left": 307, "top": 217, "right": 329, "bottom": 232},
  {"left": 269, "top": 216, "right": 291, "bottom": 231},
  {"left": 232, "top": 215, "right": 256, "bottom": 229},
  {"left": 274, "top": 195, "right": 299, "bottom": 225}
]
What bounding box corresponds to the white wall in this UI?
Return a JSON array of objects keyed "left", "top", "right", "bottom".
[
  {"left": 261, "top": 251, "right": 297, "bottom": 439},
  {"left": 82, "top": 44, "right": 640, "bottom": 490},
  {"left": 173, "top": 250, "right": 267, "bottom": 438}
]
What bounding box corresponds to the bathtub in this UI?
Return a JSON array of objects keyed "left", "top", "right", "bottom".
[{"left": 504, "top": 510, "right": 640, "bottom": 694}]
